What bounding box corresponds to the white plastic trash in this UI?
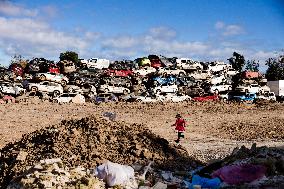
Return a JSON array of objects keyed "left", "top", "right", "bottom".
[{"left": 95, "top": 161, "right": 135, "bottom": 186}]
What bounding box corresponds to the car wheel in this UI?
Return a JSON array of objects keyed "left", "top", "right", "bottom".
[
  {"left": 123, "top": 89, "right": 129, "bottom": 95},
  {"left": 214, "top": 89, "right": 219, "bottom": 94},
  {"left": 156, "top": 89, "right": 161, "bottom": 94},
  {"left": 137, "top": 99, "right": 142, "bottom": 102},
  {"left": 53, "top": 99, "right": 58, "bottom": 103},
  {"left": 89, "top": 91, "right": 95, "bottom": 98},
  {"left": 31, "top": 86, "right": 38, "bottom": 92},
  {"left": 179, "top": 72, "right": 185, "bottom": 77},
  {"left": 196, "top": 66, "right": 201, "bottom": 70},
  {"left": 223, "top": 97, "right": 228, "bottom": 102},
  {"left": 53, "top": 90, "right": 60, "bottom": 97},
  {"left": 61, "top": 80, "right": 67, "bottom": 86},
  {"left": 40, "top": 74, "right": 46, "bottom": 81},
  {"left": 75, "top": 79, "right": 81, "bottom": 85},
  {"left": 104, "top": 88, "right": 109, "bottom": 93}
]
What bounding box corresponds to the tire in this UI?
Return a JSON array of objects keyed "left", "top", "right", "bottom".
[
  {"left": 137, "top": 99, "right": 142, "bottom": 102},
  {"left": 40, "top": 74, "right": 46, "bottom": 81},
  {"left": 123, "top": 89, "right": 128, "bottom": 95},
  {"left": 156, "top": 89, "right": 161, "bottom": 94},
  {"left": 89, "top": 91, "right": 95, "bottom": 98},
  {"left": 214, "top": 89, "right": 219, "bottom": 94},
  {"left": 53, "top": 90, "right": 60, "bottom": 97},
  {"left": 104, "top": 88, "right": 109, "bottom": 93},
  {"left": 179, "top": 72, "right": 185, "bottom": 77},
  {"left": 196, "top": 66, "right": 201, "bottom": 70},
  {"left": 53, "top": 99, "right": 58, "bottom": 103},
  {"left": 61, "top": 80, "right": 67, "bottom": 87},
  {"left": 124, "top": 82, "right": 130, "bottom": 88},
  {"left": 31, "top": 86, "right": 38, "bottom": 92},
  {"left": 223, "top": 97, "right": 228, "bottom": 102},
  {"left": 75, "top": 79, "right": 81, "bottom": 85}
]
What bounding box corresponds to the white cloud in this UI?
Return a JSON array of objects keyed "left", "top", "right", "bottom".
[
  {"left": 149, "top": 26, "right": 176, "bottom": 40},
  {"left": 215, "top": 21, "right": 245, "bottom": 36},
  {"left": 223, "top": 24, "right": 244, "bottom": 36},
  {"left": 0, "top": 16, "right": 96, "bottom": 61},
  {"left": 0, "top": 1, "right": 38, "bottom": 17}
]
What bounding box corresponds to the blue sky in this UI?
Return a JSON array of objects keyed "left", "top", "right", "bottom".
[{"left": 0, "top": 0, "right": 283, "bottom": 70}]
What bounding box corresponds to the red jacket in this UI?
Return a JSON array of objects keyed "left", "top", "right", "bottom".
[{"left": 174, "top": 118, "right": 186, "bottom": 132}]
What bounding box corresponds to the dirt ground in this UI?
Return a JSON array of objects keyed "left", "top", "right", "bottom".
[{"left": 0, "top": 99, "right": 283, "bottom": 163}]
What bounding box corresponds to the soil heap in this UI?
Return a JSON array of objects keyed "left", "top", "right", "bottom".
[{"left": 0, "top": 116, "right": 201, "bottom": 188}]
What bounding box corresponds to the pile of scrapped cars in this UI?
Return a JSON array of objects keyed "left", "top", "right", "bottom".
[{"left": 0, "top": 55, "right": 273, "bottom": 103}]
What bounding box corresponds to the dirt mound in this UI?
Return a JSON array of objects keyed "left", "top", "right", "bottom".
[
  {"left": 0, "top": 116, "right": 201, "bottom": 188},
  {"left": 215, "top": 117, "right": 284, "bottom": 140}
]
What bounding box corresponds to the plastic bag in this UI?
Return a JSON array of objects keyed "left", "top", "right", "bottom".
[
  {"left": 95, "top": 161, "right": 135, "bottom": 186},
  {"left": 212, "top": 164, "right": 266, "bottom": 185},
  {"left": 184, "top": 175, "right": 221, "bottom": 189}
]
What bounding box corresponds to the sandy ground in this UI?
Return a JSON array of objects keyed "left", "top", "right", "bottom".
[{"left": 0, "top": 99, "right": 283, "bottom": 163}]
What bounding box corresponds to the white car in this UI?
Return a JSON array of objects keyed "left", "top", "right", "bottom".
[
  {"left": 158, "top": 68, "right": 186, "bottom": 76},
  {"left": 176, "top": 58, "right": 203, "bottom": 70},
  {"left": 226, "top": 68, "right": 239, "bottom": 76},
  {"left": 99, "top": 84, "right": 130, "bottom": 94},
  {"left": 133, "top": 67, "right": 157, "bottom": 76},
  {"left": 53, "top": 93, "right": 85, "bottom": 103},
  {"left": 164, "top": 94, "right": 191, "bottom": 102},
  {"left": 29, "top": 81, "right": 64, "bottom": 96},
  {"left": 153, "top": 84, "right": 178, "bottom": 94},
  {"left": 36, "top": 72, "right": 69, "bottom": 86},
  {"left": 210, "top": 75, "right": 226, "bottom": 85},
  {"left": 209, "top": 84, "right": 232, "bottom": 93},
  {"left": 136, "top": 95, "right": 165, "bottom": 102},
  {"left": 235, "top": 84, "right": 260, "bottom": 94},
  {"left": 87, "top": 58, "right": 110, "bottom": 69},
  {"left": 188, "top": 70, "right": 212, "bottom": 80},
  {"left": 259, "top": 85, "right": 270, "bottom": 94},
  {"left": 256, "top": 92, "right": 276, "bottom": 101},
  {"left": 0, "top": 82, "right": 26, "bottom": 96},
  {"left": 208, "top": 61, "right": 230, "bottom": 72}
]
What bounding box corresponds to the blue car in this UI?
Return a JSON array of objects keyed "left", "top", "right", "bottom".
[
  {"left": 230, "top": 92, "right": 256, "bottom": 102},
  {"left": 152, "top": 75, "right": 177, "bottom": 85},
  {"left": 95, "top": 93, "right": 118, "bottom": 103}
]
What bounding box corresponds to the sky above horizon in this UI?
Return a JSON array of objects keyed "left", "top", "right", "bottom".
[{"left": 0, "top": 0, "right": 283, "bottom": 70}]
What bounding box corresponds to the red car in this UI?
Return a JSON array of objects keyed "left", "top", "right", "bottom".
[
  {"left": 9, "top": 63, "right": 24, "bottom": 76},
  {"left": 192, "top": 95, "right": 219, "bottom": 102},
  {"left": 148, "top": 55, "right": 162, "bottom": 68},
  {"left": 104, "top": 69, "right": 133, "bottom": 77},
  {"left": 49, "top": 64, "right": 60, "bottom": 74}
]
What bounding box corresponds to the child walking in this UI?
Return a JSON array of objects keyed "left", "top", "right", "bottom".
[{"left": 172, "top": 114, "right": 186, "bottom": 143}]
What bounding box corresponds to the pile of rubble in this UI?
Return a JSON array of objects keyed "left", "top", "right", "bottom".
[
  {"left": 0, "top": 116, "right": 201, "bottom": 188},
  {"left": 7, "top": 158, "right": 105, "bottom": 189},
  {"left": 194, "top": 144, "right": 284, "bottom": 188}
]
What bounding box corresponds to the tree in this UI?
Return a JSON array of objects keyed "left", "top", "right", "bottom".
[
  {"left": 228, "top": 52, "right": 246, "bottom": 89},
  {"left": 245, "top": 60, "right": 259, "bottom": 72},
  {"left": 10, "top": 54, "right": 28, "bottom": 68},
  {"left": 265, "top": 53, "right": 284, "bottom": 81},
  {"left": 59, "top": 51, "right": 78, "bottom": 64},
  {"left": 228, "top": 52, "right": 245, "bottom": 73}
]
